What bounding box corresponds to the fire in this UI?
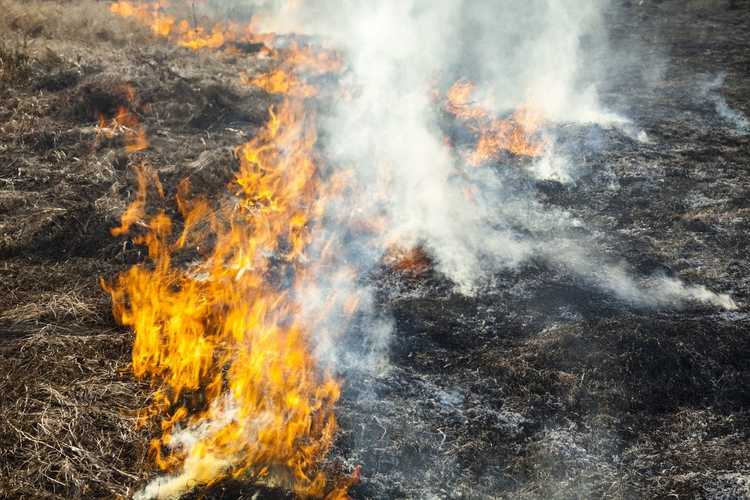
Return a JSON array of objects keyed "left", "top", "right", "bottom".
[
  {"left": 109, "top": 1, "right": 273, "bottom": 51},
  {"left": 104, "top": 97, "right": 349, "bottom": 498},
  {"left": 244, "top": 69, "right": 319, "bottom": 98},
  {"left": 97, "top": 86, "right": 149, "bottom": 153},
  {"left": 284, "top": 41, "right": 343, "bottom": 75},
  {"left": 243, "top": 42, "right": 342, "bottom": 97},
  {"left": 445, "top": 80, "right": 548, "bottom": 165},
  {"left": 103, "top": 4, "right": 542, "bottom": 498},
  {"left": 102, "top": 5, "right": 356, "bottom": 496},
  {"left": 110, "top": 0, "right": 173, "bottom": 36},
  {"left": 445, "top": 80, "right": 487, "bottom": 121},
  {"left": 176, "top": 22, "right": 227, "bottom": 50}
]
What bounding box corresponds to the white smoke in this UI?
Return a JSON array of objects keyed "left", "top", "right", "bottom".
[
  {"left": 462, "top": 1, "right": 618, "bottom": 125},
  {"left": 547, "top": 243, "right": 738, "bottom": 310},
  {"left": 134, "top": 402, "right": 238, "bottom": 500},
  {"left": 245, "top": 0, "right": 736, "bottom": 305},
  {"left": 700, "top": 73, "right": 749, "bottom": 133}
]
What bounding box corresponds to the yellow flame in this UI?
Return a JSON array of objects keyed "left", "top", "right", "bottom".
[
  {"left": 102, "top": 4, "right": 549, "bottom": 498},
  {"left": 445, "top": 80, "right": 548, "bottom": 164},
  {"left": 104, "top": 98, "right": 350, "bottom": 497},
  {"left": 103, "top": 4, "right": 360, "bottom": 497}
]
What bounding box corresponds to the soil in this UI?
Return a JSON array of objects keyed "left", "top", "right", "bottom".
[{"left": 1, "top": 1, "right": 749, "bottom": 499}]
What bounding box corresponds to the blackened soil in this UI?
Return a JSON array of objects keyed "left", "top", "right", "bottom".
[
  {"left": 1, "top": 1, "right": 749, "bottom": 500},
  {"left": 336, "top": 2, "right": 750, "bottom": 499}
]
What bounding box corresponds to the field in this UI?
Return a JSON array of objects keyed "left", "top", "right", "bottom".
[{"left": 1, "top": 1, "right": 749, "bottom": 499}]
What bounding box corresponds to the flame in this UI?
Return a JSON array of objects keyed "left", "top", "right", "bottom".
[
  {"left": 445, "top": 80, "right": 548, "bottom": 165},
  {"left": 109, "top": 1, "right": 339, "bottom": 99},
  {"left": 445, "top": 80, "right": 488, "bottom": 121},
  {"left": 97, "top": 85, "right": 149, "bottom": 153},
  {"left": 102, "top": 3, "right": 362, "bottom": 497},
  {"left": 102, "top": 5, "right": 542, "bottom": 498},
  {"left": 104, "top": 98, "right": 351, "bottom": 498},
  {"left": 109, "top": 0, "right": 274, "bottom": 51},
  {"left": 243, "top": 69, "right": 319, "bottom": 98},
  {"left": 284, "top": 41, "right": 343, "bottom": 75},
  {"left": 110, "top": 0, "right": 175, "bottom": 37},
  {"left": 243, "top": 42, "right": 342, "bottom": 97},
  {"left": 176, "top": 22, "right": 227, "bottom": 50}
]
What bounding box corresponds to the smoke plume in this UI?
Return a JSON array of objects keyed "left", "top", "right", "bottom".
[
  {"left": 248, "top": 0, "right": 735, "bottom": 309},
  {"left": 700, "top": 73, "right": 749, "bottom": 133},
  {"left": 132, "top": 1, "right": 738, "bottom": 497}
]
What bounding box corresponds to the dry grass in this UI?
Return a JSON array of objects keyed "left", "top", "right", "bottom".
[
  {"left": 3, "top": 1, "right": 746, "bottom": 498},
  {"left": 0, "top": 263, "right": 151, "bottom": 499},
  {"left": 0, "top": 1, "right": 269, "bottom": 497},
  {"left": 0, "top": 2, "right": 164, "bottom": 497},
  {"left": 0, "top": 0, "right": 151, "bottom": 47},
  {"left": 0, "top": 0, "right": 154, "bottom": 90},
  {"left": 0, "top": 289, "right": 98, "bottom": 325},
  {"left": 0, "top": 331, "right": 150, "bottom": 499},
  {"left": 0, "top": 40, "right": 32, "bottom": 84}
]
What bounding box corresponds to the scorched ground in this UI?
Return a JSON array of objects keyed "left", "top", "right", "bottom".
[{"left": 0, "top": 1, "right": 749, "bottom": 499}]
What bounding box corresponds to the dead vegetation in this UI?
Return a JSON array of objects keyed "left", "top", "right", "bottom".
[
  {"left": 0, "top": 1, "right": 268, "bottom": 497},
  {"left": 0, "top": 0, "right": 151, "bottom": 48},
  {"left": 1, "top": 0, "right": 749, "bottom": 499},
  {"left": 0, "top": 40, "right": 33, "bottom": 85},
  {"left": 0, "top": 331, "right": 149, "bottom": 498}
]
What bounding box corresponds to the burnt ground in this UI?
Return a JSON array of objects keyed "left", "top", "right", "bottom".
[{"left": 1, "top": 1, "right": 749, "bottom": 499}]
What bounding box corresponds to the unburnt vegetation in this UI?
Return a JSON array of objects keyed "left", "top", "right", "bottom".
[
  {"left": 1, "top": 1, "right": 749, "bottom": 499},
  {"left": 0, "top": 1, "right": 269, "bottom": 497}
]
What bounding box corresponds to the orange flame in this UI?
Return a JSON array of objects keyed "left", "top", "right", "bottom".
[
  {"left": 104, "top": 99, "right": 349, "bottom": 497},
  {"left": 103, "top": 4, "right": 361, "bottom": 497},
  {"left": 445, "top": 80, "right": 548, "bottom": 165},
  {"left": 243, "top": 42, "right": 342, "bottom": 97},
  {"left": 97, "top": 86, "right": 149, "bottom": 153},
  {"left": 110, "top": 1, "right": 340, "bottom": 99},
  {"left": 284, "top": 41, "right": 343, "bottom": 75},
  {"left": 102, "top": 4, "right": 550, "bottom": 497},
  {"left": 445, "top": 80, "right": 487, "bottom": 121},
  {"left": 109, "top": 0, "right": 273, "bottom": 51},
  {"left": 103, "top": 7, "right": 549, "bottom": 497},
  {"left": 243, "top": 69, "right": 319, "bottom": 98}
]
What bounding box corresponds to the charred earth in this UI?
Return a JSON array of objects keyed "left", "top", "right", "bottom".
[{"left": 1, "top": 1, "right": 749, "bottom": 499}]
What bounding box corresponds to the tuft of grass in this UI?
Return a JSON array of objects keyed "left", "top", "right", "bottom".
[
  {"left": 0, "top": 0, "right": 153, "bottom": 48},
  {"left": 0, "top": 40, "right": 32, "bottom": 85}
]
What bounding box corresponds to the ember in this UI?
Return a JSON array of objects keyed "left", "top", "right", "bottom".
[
  {"left": 444, "top": 80, "right": 549, "bottom": 164},
  {"left": 96, "top": 85, "right": 149, "bottom": 153}
]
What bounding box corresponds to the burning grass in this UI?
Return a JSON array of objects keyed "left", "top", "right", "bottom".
[
  {"left": 0, "top": 0, "right": 152, "bottom": 48},
  {"left": 0, "top": 1, "right": 279, "bottom": 497},
  {"left": 1, "top": 1, "right": 749, "bottom": 499}
]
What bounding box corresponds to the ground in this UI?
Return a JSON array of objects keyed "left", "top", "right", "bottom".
[{"left": 0, "top": 1, "right": 749, "bottom": 499}]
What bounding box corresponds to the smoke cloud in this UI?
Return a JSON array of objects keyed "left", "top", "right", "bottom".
[
  {"left": 700, "top": 73, "right": 749, "bottom": 134},
  {"left": 253, "top": 0, "right": 734, "bottom": 308}
]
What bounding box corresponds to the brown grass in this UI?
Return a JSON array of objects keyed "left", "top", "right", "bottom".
[
  {"left": 0, "top": 40, "right": 32, "bottom": 84},
  {"left": 0, "top": 331, "right": 150, "bottom": 499},
  {"left": 0, "top": 0, "right": 270, "bottom": 497},
  {"left": 0, "top": 0, "right": 151, "bottom": 47},
  {"left": 0, "top": 2, "right": 164, "bottom": 498}
]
